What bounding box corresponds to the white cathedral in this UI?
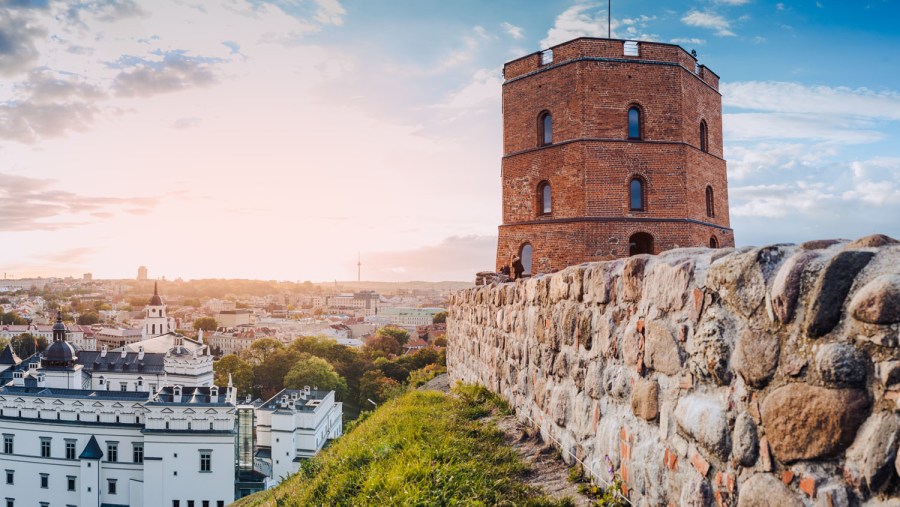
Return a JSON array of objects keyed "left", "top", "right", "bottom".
[{"left": 0, "top": 287, "right": 343, "bottom": 507}]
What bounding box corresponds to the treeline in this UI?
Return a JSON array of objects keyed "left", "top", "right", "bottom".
[
  {"left": 213, "top": 326, "right": 445, "bottom": 414},
  {"left": 126, "top": 279, "right": 323, "bottom": 299}
]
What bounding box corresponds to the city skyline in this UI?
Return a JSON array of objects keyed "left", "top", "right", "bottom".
[{"left": 1, "top": 0, "right": 898, "bottom": 281}]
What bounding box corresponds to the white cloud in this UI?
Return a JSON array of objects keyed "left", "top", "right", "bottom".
[
  {"left": 725, "top": 142, "right": 837, "bottom": 180},
  {"left": 681, "top": 10, "right": 735, "bottom": 36},
  {"left": 670, "top": 37, "right": 706, "bottom": 45},
  {"left": 541, "top": 2, "right": 614, "bottom": 48},
  {"left": 722, "top": 81, "right": 900, "bottom": 120},
  {"left": 312, "top": 0, "right": 346, "bottom": 26},
  {"left": 501, "top": 21, "right": 524, "bottom": 39},
  {"left": 432, "top": 69, "right": 501, "bottom": 112},
  {"left": 724, "top": 113, "right": 884, "bottom": 144}
]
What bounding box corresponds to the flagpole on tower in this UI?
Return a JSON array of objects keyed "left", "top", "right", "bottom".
[{"left": 608, "top": 0, "right": 611, "bottom": 38}]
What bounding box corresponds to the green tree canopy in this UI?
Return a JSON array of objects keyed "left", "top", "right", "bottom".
[
  {"left": 359, "top": 370, "right": 402, "bottom": 405},
  {"left": 283, "top": 354, "right": 348, "bottom": 400},
  {"left": 253, "top": 348, "right": 301, "bottom": 399},
  {"left": 432, "top": 311, "right": 447, "bottom": 324},
  {"left": 11, "top": 333, "right": 49, "bottom": 358},
  {"left": 241, "top": 337, "right": 284, "bottom": 366},
  {"left": 375, "top": 326, "right": 409, "bottom": 346},
  {"left": 213, "top": 354, "right": 254, "bottom": 398},
  {"left": 364, "top": 334, "right": 402, "bottom": 358},
  {"left": 0, "top": 337, "right": 9, "bottom": 352},
  {"left": 193, "top": 317, "right": 218, "bottom": 332},
  {"left": 0, "top": 311, "right": 27, "bottom": 325},
  {"left": 77, "top": 312, "right": 100, "bottom": 325}
]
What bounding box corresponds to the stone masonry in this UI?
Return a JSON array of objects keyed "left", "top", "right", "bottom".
[{"left": 449, "top": 234, "right": 900, "bottom": 506}]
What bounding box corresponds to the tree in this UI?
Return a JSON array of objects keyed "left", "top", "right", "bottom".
[
  {"left": 0, "top": 337, "right": 9, "bottom": 352},
  {"left": 433, "top": 311, "right": 448, "bottom": 324},
  {"left": 397, "top": 347, "right": 440, "bottom": 372},
  {"left": 376, "top": 326, "right": 410, "bottom": 346},
  {"left": 253, "top": 348, "right": 300, "bottom": 399},
  {"left": 193, "top": 317, "right": 218, "bottom": 332},
  {"left": 241, "top": 337, "right": 284, "bottom": 366},
  {"left": 373, "top": 357, "right": 411, "bottom": 383},
  {"left": 77, "top": 312, "right": 100, "bottom": 325},
  {"left": 213, "top": 354, "right": 253, "bottom": 397},
  {"left": 359, "top": 370, "right": 402, "bottom": 404},
  {"left": 364, "top": 334, "right": 402, "bottom": 358},
  {"left": 283, "top": 354, "right": 348, "bottom": 400},
  {"left": 0, "top": 311, "right": 27, "bottom": 325},
  {"left": 11, "top": 333, "right": 48, "bottom": 358},
  {"left": 433, "top": 335, "right": 447, "bottom": 347}
]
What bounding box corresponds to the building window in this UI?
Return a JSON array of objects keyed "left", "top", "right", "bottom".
[
  {"left": 4, "top": 470, "right": 12, "bottom": 485},
  {"left": 203, "top": 501, "right": 210, "bottom": 507},
  {"left": 67, "top": 476, "right": 76, "bottom": 491},
  {"left": 629, "top": 177, "right": 646, "bottom": 211},
  {"left": 133, "top": 443, "right": 144, "bottom": 464},
  {"left": 538, "top": 111, "right": 552, "bottom": 146},
  {"left": 40, "top": 438, "right": 51, "bottom": 458},
  {"left": 188, "top": 502, "right": 195, "bottom": 507},
  {"left": 628, "top": 106, "right": 642, "bottom": 140},
  {"left": 700, "top": 120, "right": 709, "bottom": 153},
  {"left": 200, "top": 451, "right": 212, "bottom": 472},
  {"left": 5, "top": 498, "right": 12, "bottom": 507},
  {"left": 537, "top": 181, "right": 552, "bottom": 215},
  {"left": 107, "top": 442, "right": 118, "bottom": 462},
  {"left": 519, "top": 243, "right": 533, "bottom": 277},
  {"left": 217, "top": 502, "right": 224, "bottom": 507},
  {"left": 40, "top": 473, "right": 48, "bottom": 488},
  {"left": 108, "top": 479, "right": 117, "bottom": 494},
  {"left": 65, "top": 440, "right": 76, "bottom": 460},
  {"left": 173, "top": 501, "right": 180, "bottom": 507},
  {"left": 2, "top": 435, "right": 12, "bottom": 454},
  {"left": 710, "top": 236, "right": 719, "bottom": 248},
  {"left": 705, "top": 185, "right": 715, "bottom": 218}
]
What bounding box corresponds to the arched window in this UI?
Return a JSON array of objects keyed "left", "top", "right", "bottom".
[
  {"left": 520, "top": 243, "right": 533, "bottom": 277},
  {"left": 538, "top": 111, "right": 552, "bottom": 146},
  {"left": 629, "top": 232, "right": 654, "bottom": 256},
  {"left": 700, "top": 120, "right": 709, "bottom": 153},
  {"left": 705, "top": 185, "right": 715, "bottom": 218},
  {"left": 709, "top": 236, "right": 719, "bottom": 248},
  {"left": 538, "top": 181, "right": 552, "bottom": 215},
  {"left": 629, "top": 177, "right": 646, "bottom": 211},
  {"left": 628, "top": 106, "right": 641, "bottom": 140}
]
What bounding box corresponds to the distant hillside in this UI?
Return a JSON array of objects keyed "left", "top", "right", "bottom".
[{"left": 232, "top": 385, "right": 570, "bottom": 507}]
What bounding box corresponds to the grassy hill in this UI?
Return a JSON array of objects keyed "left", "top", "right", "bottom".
[{"left": 233, "top": 385, "right": 573, "bottom": 507}]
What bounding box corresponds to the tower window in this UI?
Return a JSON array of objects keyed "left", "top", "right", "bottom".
[
  {"left": 538, "top": 181, "right": 552, "bottom": 215},
  {"left": 628, "top": 106, "right": 642, "bottom": 140},
  {"left": 700, "top": 120, "right": 709, "bottom": 153},
  {"left": 538, "top": 111, "right": 552, "bottom": 146},
  {"left": 709, "top": 236, "right": 719, "bottom": 248},
  {"left": 706, "top": 186, "right": 715, "bottom": 218},
  {"left": 629, "top": 177, "right": 646, "bottom": 211}
]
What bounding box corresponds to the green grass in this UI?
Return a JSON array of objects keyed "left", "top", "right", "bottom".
[{"left": 233, "top": 384, "right": 572, "bottom": 507}]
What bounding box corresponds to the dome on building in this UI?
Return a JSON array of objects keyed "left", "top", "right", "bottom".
[
  {"left": 43, "top": 312, "right": 78, "bottom": 368},
  {"left": 149, "top": 281, "right": 163, "bottom": 306}
]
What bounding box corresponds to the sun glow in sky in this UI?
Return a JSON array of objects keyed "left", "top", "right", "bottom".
[{"left": 1, "top": 0, "right": 899, "bottom": 281}]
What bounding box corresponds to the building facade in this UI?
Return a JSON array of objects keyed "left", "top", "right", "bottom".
[
  {"left": 496, "top": 38, "right": 734, "bottom": 275},
  {"left": 0, "top": 316, "right": 342, "bottom": 506}
]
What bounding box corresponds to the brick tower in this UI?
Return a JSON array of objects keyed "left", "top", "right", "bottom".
[{"left": 496, "top": 38, "right": 734, "bottom": 276}]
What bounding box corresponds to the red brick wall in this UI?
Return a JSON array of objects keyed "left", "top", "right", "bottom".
[{"left": 496, "top": 38, "right": 733, "bottom": 273}]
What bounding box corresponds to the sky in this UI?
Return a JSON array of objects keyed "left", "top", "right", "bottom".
[{"left": 1, "top": 0, "right": 898, "bottom": 282}]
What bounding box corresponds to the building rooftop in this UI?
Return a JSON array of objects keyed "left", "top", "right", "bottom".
[{"left": 259, "top": 388, "right": 332, "bottom": 413}]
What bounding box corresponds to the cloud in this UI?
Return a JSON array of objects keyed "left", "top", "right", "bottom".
[
  {"left": 501, "top": 22, "right": 524, "bottom": 39},
  {"left": 432, "top": 69, "right": 501, "bottom": 113},
  {"left": 722, "top": 81, "right": 900, "bottom": 120},
  {"left": 311, "top": 0, "right": 345, "bottom": 26},
  {"left": 112, "top": 51, "right": 221, "bottom": 97},
  {"left": 726, "top": 142, "right": 837, "bottom": 180},
  {"left": 541, "top": 2, "right": 614, "bottom": 48},
  {"left": 0, "top": 8, "right": 47, "bottom": 76},
  {"left": 681, "top": 10, "right": 735, "bottom": 36},
  {"left": 714, "top": 0, "right": 751, "bottom": 4},
  {"left": 171, "top": 117, "right": 201, "bottom": 129},
  {"left": 0, "top": 69, "right": 106, "bottom": 143},
  {"left": 62, "top": 0, "right": 145, "bottom": 28},
  {"left": 724, "top": 113, "right": 884, "bottom": 144},
  {"left": 0, "top": 172, "right": 159, "bottom": 231},
  {"left": 364, "top": 235, "right": 497, "bottom": 281},
  {"left": 670, "top": 37, "right": 706, "bottom": 45}
]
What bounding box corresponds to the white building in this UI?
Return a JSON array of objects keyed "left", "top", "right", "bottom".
[
  {"left": 370, "top": 307, "right": 445, "bottom": 327},
  {"left": 0, "top": 315, "right": 343, "bottom": 506}
]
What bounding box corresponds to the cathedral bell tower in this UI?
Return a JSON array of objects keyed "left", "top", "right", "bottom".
[{"left": 144, "top": 282, "right": 171, "bottom": 337}]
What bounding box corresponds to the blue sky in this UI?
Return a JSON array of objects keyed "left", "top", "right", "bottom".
[{"left": 0, "top": 0, "right": 898, "bottom": 281}]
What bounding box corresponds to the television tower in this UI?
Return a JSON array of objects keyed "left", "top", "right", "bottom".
[{"left": 357, "top": 253, "right": 361, "bottom": 283}]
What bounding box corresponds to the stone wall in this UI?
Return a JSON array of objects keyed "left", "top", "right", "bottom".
[{"left": 448, "top": 235, "right": 900, "bottom": 506}]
